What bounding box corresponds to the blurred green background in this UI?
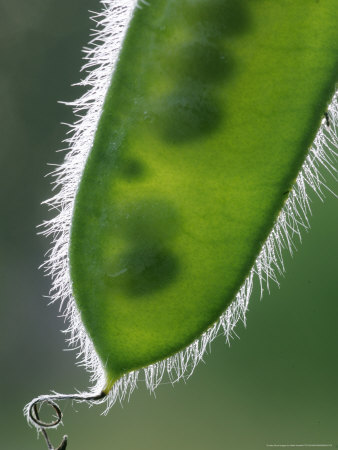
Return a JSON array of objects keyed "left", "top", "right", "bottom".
[{"left": 0, "top": 1, "right": 337, "bottom": 449}]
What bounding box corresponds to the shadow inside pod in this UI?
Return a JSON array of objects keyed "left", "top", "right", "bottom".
[
  {"left": 119, "top": 245, "right": 180, "bottom": 297},
  {"left": 152, "top": 0, "right": 252, "bottom": 144},
  {"left": 105, "top": 196, "right": 181, "bottom": 298},
  {"left": 156, "top": 81, "right": 222, "bottom": 144}
]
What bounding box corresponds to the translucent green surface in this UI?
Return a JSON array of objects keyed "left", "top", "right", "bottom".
[{"left": 70, "top": 0, "right": 338, "bottom": 385}]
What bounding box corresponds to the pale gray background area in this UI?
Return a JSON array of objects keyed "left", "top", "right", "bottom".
[{"left": 0, "top": 1, "right": 337, "bottom": 449}]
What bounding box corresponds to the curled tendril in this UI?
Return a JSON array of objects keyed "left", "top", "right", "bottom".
[
  {"left": 25, "top": 391, "right": 107, "bottom": 450},
  {"left": 30, "top": 399, "right": 62, "bottom": 429}
]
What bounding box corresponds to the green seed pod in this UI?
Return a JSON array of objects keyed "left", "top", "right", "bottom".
[{"left": 37, "top": 0, "right": 338, "bottom": 411}]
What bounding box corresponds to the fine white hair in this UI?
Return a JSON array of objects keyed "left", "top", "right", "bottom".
[{"left": 25, "top": 0, "right": 338, "bottom": 423}]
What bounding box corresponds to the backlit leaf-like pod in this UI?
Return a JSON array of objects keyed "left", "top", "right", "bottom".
[{"left": 41, "top": 0, "right": 338, "bottom": 410}]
